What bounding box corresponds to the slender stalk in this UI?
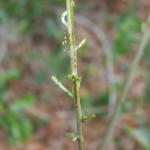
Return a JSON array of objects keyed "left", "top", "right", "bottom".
[
  {"left": 66, "top": 0, "right": 85, "bottom": 150},
  {"left": 51, "top": 76, "right": 73, "bottom": 98},
  {"left": 100, "top": 15, "right": 150, "bottom": 150}
]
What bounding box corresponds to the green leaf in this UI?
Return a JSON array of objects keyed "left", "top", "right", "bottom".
[
  {"left": 10, "top": 94, "right": 35, "bottom": 113},
  {"left": 66, "top": 132, "right": 78, "bottom": 141},
  {"left": 4, "top": 113, "right": 33, "bottom": 144},
  {"left": 128, "top": 127, "right": 150, "bottom": 149},
  {"left": 82, "top": 110, "right": 96, "bottom": 123},
  {"left": 0, "top": 68, "right": 21, "bottom": 86},
  {"left": 5, "top": 115, "right": 23, "bottom": 144},
  {"left": 19, "top": 116, "right": 33, "bottom": 140},
  {"left": 113, "top": 16, "right": 141, "bottom": 56}
]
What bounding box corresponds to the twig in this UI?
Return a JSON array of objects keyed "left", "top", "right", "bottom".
[
  {"left": 51, "top": 1, "right": 85, "bottom": 149},
  {"left": 66, "top": 0, "right": 85, "bottom": 149},
  {"left": 100, "top": 14, "right": 150, "bottom": 150},
  {"left": 51, "top": 76, "right": 73, "bottom": 98}
]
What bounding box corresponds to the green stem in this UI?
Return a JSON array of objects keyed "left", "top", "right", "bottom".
[
  {"left": 100, "top": 15, "right": 150, "bottom": 150},
  {"left": 51, "top": 76, "right": 73, "bottom": 98},
  {"left": 66, "top": 0, "right": 85, "bottom": 150}
]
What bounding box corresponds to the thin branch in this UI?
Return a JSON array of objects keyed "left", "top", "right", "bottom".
[
  {"left": 51, "top": 76, "right": 73, "bottom": 98},
  {"left": 66, "top": 0, "right": 85, "bottom": 149},
  {"left": 100, "top": 14, "right": 150, "bottom": 150},
  {"left": 75, "top": 39, "right": 86, "bottom": 51}
]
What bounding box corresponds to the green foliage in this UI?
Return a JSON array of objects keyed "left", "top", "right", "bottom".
[
  {"left": 81, "top": 92, "right": 108, "bottom": 117},
  {"left": 82, "top": 110, "right": 96, "bottom": 123},
  {"left": 128, "top": 127, "right": 150, "bottom": 150},
  {"left": 66, "top": 132, "right": 78, "bottom": 141},
  {"left": 95, "top": 91, "right": 109, "bottom": 106},
  {"left": 81, "top": 91, "right": 109, "bottom": 108},
  {"left": 113, "top": 16, "right": 141, "bottom": 56},
  {"left": 80, "top": 92, "right": 94, "bottom": 108},
  {"left": 67, "top": 74, "right": 82, "bottom": 83},
  {"left": 0, "top": 68, "right": 36, "bottom": 144},
  {"left": 0, "top": 0, "right": 64, "bottom": 35},
  {"left": 0, "top": 0, "right": 64, "bottom": 19},
  {"left": 0, "top": 69, "right": 20, "bottom": 88}
]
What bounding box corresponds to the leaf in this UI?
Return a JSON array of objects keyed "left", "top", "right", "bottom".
[
  {"left": 128, "top": 127, "right": 150, "bottom": 149},
  {"left": 4, "top": 113, "right": 33, "bottom": 144},
  {"left": 82, "top": 110, "right": 96, "bottom": 123},
  {"left": 19, "top": 116, "right": 33, "bottom": 140},
  {"left": 10, "top": 94, "right": 35, "bottom": 113},
  {"left": 5, "top": 115, "right": 23, "bottom": 144},
  {"left": 113, "top": 16, "right": 141, "bottom": 56},
  {"left": 66, "top": 132, "right": 78, "bottom": 141},
  {"left": 0, "top": 68, "right": 21, "bottom": 86}
]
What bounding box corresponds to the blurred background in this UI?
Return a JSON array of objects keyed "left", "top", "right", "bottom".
[{"left": 0, "top": 0, "right": 150, "bottom": 150}]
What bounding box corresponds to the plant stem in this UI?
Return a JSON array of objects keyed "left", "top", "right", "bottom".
[
  {"left": 66, "top": 0, "right": 85, "bottom": 150},
  {"left": 51, "top": 76, "right": 73, "bottom": 98},
  {"left": 100, "top": 15, "right": 150, "bottom": 150}
]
